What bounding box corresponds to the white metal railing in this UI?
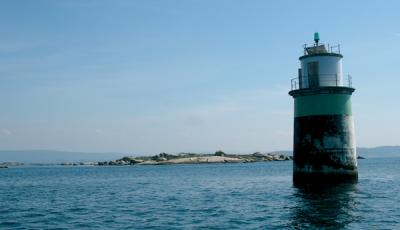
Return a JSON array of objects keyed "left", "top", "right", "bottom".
[
  {"left": 302, "top": 43, "right": 341, "bottom": 55},
  {"left": 291, "top": 74, "right": 352, "bottom": 91}
]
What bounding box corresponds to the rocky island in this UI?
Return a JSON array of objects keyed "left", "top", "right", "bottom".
[
  {"left": 97, "top": 151, "right": 292, "bottom": 166},
  {"left": 0, "top": 162, "right": 24, "bottom": 168}
]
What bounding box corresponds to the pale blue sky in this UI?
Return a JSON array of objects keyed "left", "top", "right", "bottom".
[{"left": 0, "top": 0, "right": 399, "bottom": 153}]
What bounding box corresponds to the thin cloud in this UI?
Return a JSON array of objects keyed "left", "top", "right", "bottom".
[
  {"left": 275, "top": 130, "right": 292, "bottom": 137},
  {"left": 95, "top": 129, "right": 105, "bottom": 136},
  {"left": 0, "top": 129, "right": 12, "bottom": 137},
  {"left": 0, "top": 41, "right": 35, "bottom": 53}
]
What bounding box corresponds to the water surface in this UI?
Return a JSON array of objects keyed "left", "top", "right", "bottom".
[{"left": 1, "top": 158, "right": 399, "bottom": 229}]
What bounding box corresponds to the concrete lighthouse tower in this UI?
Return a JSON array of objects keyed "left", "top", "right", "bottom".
[{"left": 289, "top": 33, "right": 358, "bottom": 183}]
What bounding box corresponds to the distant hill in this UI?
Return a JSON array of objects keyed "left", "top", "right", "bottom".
[
  {"left": 357, "top": 146, "right": 400, "bottom": 158},
  {"left": 0, "top": 146, "right": 399, "bottom": 163},
  {"left": 0, "top": 150, "right": 126, "bottom": 164},
  {"left": 270, "top": 146, "right": 400, "bottom": 158}
]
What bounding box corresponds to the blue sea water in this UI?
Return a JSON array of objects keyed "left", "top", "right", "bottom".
[{"left": 1, "top": 158, "right": 399, "bottom": 229}]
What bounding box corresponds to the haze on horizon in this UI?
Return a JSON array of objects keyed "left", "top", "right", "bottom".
[{"left": 1, "top": 0, "right": 399, "bottom": 154}]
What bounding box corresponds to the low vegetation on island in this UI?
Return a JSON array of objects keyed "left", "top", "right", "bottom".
[{"left": 97, "top": 151, "right": 293, "bottom": 166}]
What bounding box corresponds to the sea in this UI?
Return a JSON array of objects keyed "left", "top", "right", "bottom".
[{"left": 1, "top": 158, "right": 399, "bottom": 229}]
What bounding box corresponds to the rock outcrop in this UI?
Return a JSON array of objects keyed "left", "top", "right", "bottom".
[{"left": 97, "top": 152, "right": 292, "bottom": 166}]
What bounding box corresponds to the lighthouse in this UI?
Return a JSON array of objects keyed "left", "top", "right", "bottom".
[{"left": 289, "top": 33, "right": 358, "bottom": 183}]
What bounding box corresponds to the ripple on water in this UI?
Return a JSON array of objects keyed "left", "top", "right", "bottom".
[{"left": 1, "top": 159, "right": 400, "bottom": 229}]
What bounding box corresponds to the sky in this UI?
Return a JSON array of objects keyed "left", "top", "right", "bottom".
[{"left": 0, "top": 0, "right": 399, "bottom": 154}]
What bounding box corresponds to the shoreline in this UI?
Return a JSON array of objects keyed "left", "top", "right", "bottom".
[
  {"left": 0, "top": 153, "right": 370, "bottom": 168},
  {"left": 97, "top": 152, "right": 293, "bottom": 166}
]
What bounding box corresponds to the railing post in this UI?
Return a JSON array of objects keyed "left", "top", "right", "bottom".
[
  {"left": 349, "top": 75, "right": 352, "bottom": 87},
  {"left": 336, "top": 74, "right": 338, "bottom": 86}
]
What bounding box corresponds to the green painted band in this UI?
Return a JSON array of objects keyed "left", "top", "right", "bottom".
[{"left": 294, "top": 94, "right": 352, "bottom": 117}]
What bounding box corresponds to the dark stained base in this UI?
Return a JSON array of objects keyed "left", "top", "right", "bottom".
[
  {"left": 293, "top": 171, "right": 358, "bottom": 187},
  {"left": 293, "top": 114, "right": 357, "bottom": 172}
]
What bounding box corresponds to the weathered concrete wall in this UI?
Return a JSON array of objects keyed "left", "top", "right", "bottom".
[
  {"left": 290, "top": 88, "right": 358, "bottom": 182},
  {"left": 292, "top": 114, "right": 358, "bottom": 181}
]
